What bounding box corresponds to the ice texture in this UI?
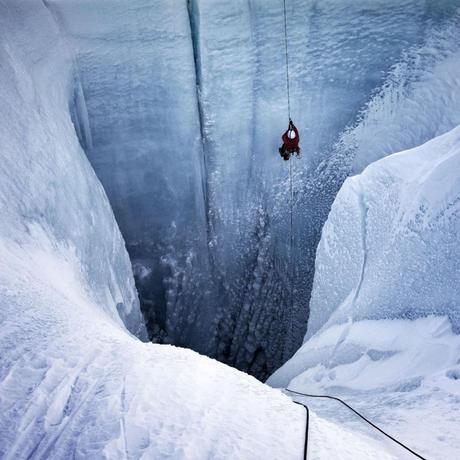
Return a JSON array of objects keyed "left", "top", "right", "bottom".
[
  {"left": 344, "top": 18, "right": 460, "bottom": 174},
  {"left": 48, "top": 0, "right": 460, "bottom": 377},
  {"left": 0, "top": 3, "right": 403, "bottom": 458},
  {"left": 268, "top": 126, "right": 460, "bottom": 458},
  {"left": 0, "top": 0, "right": 146, "bottom": 339},
  {"left": 46, "top": 0, "right": 214, "bottom": 353},
  {"left": 308, "top": 126, "right": 460, "bottom": 340}
]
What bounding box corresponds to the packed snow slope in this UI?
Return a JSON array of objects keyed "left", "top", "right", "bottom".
[
  {"left": 269, "top": 126, "right": 460, "bottom": 459},
  {"left": 0, "top": 2, "right": 406, "bottom": 459},
  {"left": 48, "top": 0, "right": 460, "bottom": 378}
]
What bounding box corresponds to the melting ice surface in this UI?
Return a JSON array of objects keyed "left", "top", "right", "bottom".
[{"left": 47, "top": 0, "right": 460, "bottom": 378}]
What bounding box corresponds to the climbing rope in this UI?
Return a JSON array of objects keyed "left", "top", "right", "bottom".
[
  {"left": 282, "top": 0, "right": 291, "bottom": 120},
  {"left": 280, "top": 6, "right": 424, "bottom": 459},
  {"left": 286, "top": 389, "right": 428, "bottom": 460},
  {"left": 293, "top": 400, "right": 309, "bottom": 460},
  {"left": 289, "top": 157, "right": 293, "bottom": 238},
  {"left": 282, "top": 0, "right": 296, "bottom": 346},
  {"left": 289, "top": 156, "right": 294, "bottom": 300}
]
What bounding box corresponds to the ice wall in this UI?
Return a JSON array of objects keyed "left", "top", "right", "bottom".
[
  {"left": 188, "top": 0, "right": 460, "bottom": 376},
  {"left": 268, "top": 127, "right": 460, "bottom": 458},
  {"left": 270, "top": 124, "right": 460, "bottom": 382},
  {"left": 49, "top": 0, "right": 460, "bottom": 378},
  {"left": 343, "top": 17, "right": 460, "bottom": 174},
  {"left": 0, "top": 3, "right": 313, "bottom": 458},
  {"left": 45, "top": 0, "right": 213, "bottom": 352},
  {"left": 0, "top": 0, "right": 146, "bottom": 338},
  {"left": 308, "top": 126, "right": 460, "bottom": 341}
]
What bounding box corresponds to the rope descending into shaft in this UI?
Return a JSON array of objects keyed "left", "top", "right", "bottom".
[
  {"left": 282, "top": 0, "right": 291, "bottom": 120},
  {"left": 289, "top": 155, "right": 294, "bottom": 313},
  {"left": 286, "top": 389, "right": 428, "bottom": 460},
  {"left": 283, "top": 0, "right": 295, "bottom": 345}
]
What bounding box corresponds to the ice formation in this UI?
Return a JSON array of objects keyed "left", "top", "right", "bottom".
[
  {"left": 269, "top": 127, "right": 460, "bottom": 458},
  {"left": 0, "top": 0, "right": 146, "bottom": 339},
  {"left": 47, "top": 0, "right": 460, "bottom": 378},
  {"left": 0, "top": 3, "right": 411, "bottom": 458},
  {"left": 47, "top": 0, "right": 213, "bottom": 354},
  {"left": 0, "top": 1, "right": 302, "bottom": 457},
  {"left": 310, "top": 127, "right": 460, "bottom": 339},
  {"left": 2, "top": 0, "right": 460, "bottom": 457}
]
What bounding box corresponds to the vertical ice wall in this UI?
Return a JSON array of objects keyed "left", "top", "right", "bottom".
[
  {"left": 50, "top": 0, "right": 460, "bottom": 378},
  {"left": 47, "top": 0, "right": 214, "bottom": 352},
  {"left": 343, "top": 17, "right": 460, "bottom": 174},
  {"left": 307, "top": 126, "right": 460, "bottom": 341},
  {"left": 0, "top": 0, "right": 146, "bottom": 339},
  {"left": 188, "top": 0, "right": 460, "bottom": 377}
]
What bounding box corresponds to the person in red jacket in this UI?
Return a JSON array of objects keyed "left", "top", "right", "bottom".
[{"left": 279, "top": 119, "right": 300, "bottom": 160}]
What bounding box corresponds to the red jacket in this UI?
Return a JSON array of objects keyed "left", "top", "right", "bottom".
[{"left": 282, "top": 124, "right": 299, "bottom": 150}]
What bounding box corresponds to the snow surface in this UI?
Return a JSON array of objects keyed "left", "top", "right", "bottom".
[
  {"left": 0, "top": 1, "right": 405, "bottom": 458},
  {"left": 1, "top": 237, "right": 401, "bottom": 459},
  {"left": 269, "top": 126, "right": 460, "bottom": 459},
  {"left": 47, "top": 0, "right": 460, "bottom": 377},
  {"left": 271, "top": 318, "right": 460, "bottom": 459},
  {"left": 0, "top": 239, "right": 306, "bottom": 459}
]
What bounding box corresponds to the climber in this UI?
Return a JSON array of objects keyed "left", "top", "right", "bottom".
[{"left": 279, "top": 119, "right": 300, "bottom": 160}]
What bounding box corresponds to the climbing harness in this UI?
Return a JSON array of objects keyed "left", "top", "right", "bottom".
[{"left": 286, "top": 388, "right": 428, "bottom": 460}]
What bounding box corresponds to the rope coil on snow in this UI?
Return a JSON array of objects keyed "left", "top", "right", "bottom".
[{"left": 286, "top": 389, "right": 428, "bottom": 460}]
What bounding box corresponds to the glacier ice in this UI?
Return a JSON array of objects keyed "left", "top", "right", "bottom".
[
  {"left": 0, "top": 2, "right": 406, "bottom": 458},
  {"left": 343, "top": 18, "right": 460, "bottom": 174},
  {"left": 308, "top": 126, "right": 460, "bottom": 340},
  {"left": 0, "top": 0, "right": 146, "bottom": 339},
  {"left": 2, "top": 0, "right": 460, "bottom": 457},
  {"left": 0, "top": 1, "right": 305, "bottom": 457},
  {"left": 269, "top": 126, "right": 460, "bottom": 458},
  {"left": 47, "top": 0, "right": 460, "bottom": 378},
  {"left": 46, "top": 0, "right": 214, "bottom": 354}
]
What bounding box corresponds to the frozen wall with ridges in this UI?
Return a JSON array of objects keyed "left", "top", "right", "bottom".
[
  {"left": 0, "top": 0, "right": 146, "bottom": 338},
  {"left": 47, "top": 0, "right": 214, "bottom": 352},
  {"left": 308, "top": 126, "right": 460, "bottom": 341},
  {"left": 268, "top": 127, "right": 460, "bottom": 458},
  {"left": 50, "top": 0, "right": 460, "bottom": 378}
]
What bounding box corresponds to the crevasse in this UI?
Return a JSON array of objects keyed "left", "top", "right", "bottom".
[{"left": 48, "top": 0, "right": 460, "bottom": 379}]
